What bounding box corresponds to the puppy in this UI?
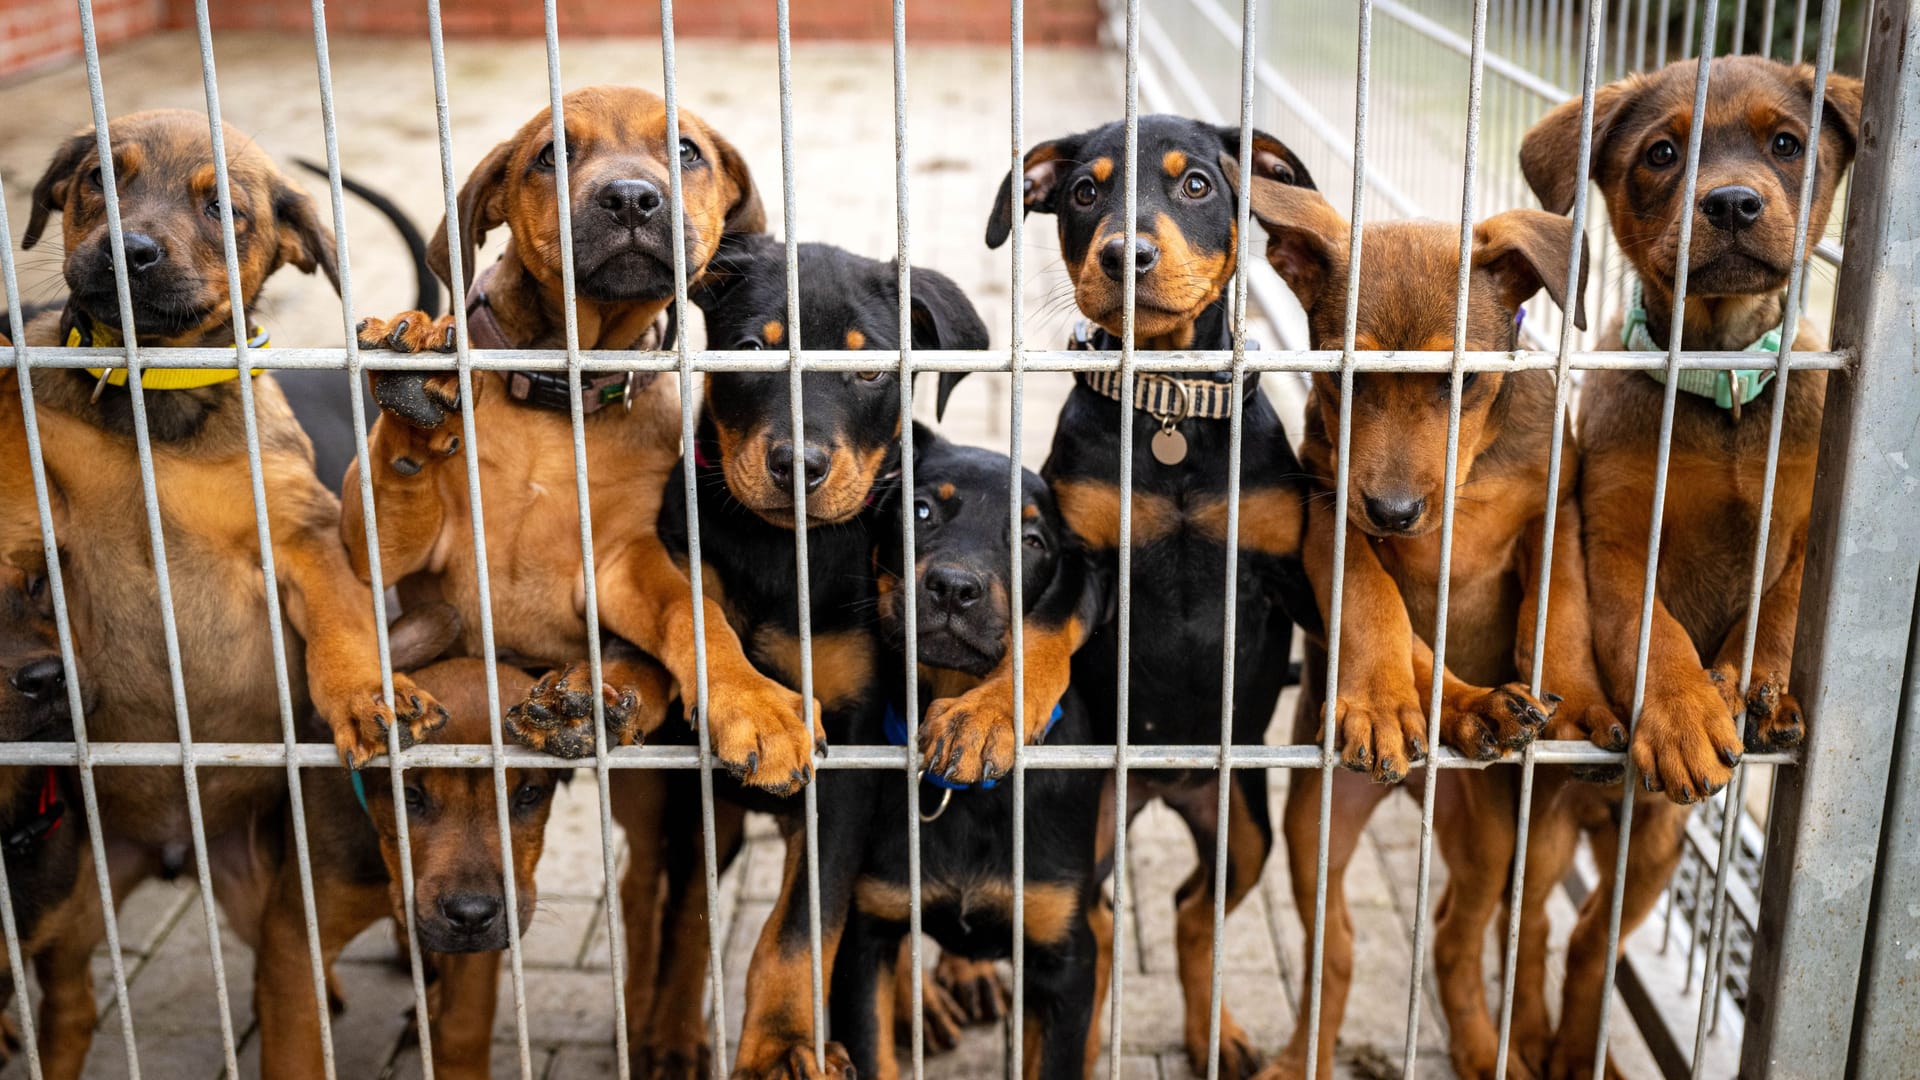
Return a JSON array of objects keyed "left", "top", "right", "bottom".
[
  {"left": 1512, "top": 56, "right": 1862, "bottom": 1078},
  {"left": 955, "top": 114, "right": 1316, "bottom": 1078},
  {"left": 1248, "top": 181, "right": 1611, "bottom": 1080},
  {"left": 831, "top": 429, "right": 1108, "bottom": 1080},
  {"left": 3, "top": 111, "right": 446, "bottom": 1073},
  {"left": 254, "top": 657, "right": 569, "bottom": 1079}
]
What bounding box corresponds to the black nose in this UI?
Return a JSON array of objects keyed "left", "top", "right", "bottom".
[
  {"left": 924, "top": 565, "right": 985, "bottom": 614},
  {"left": 596, "top": 179, "right": 664, "bottom": 229},
  {"left": 9, "top": 658, "right": 64, "bottom": 701},
  {"left": 765, "top": 442, "right": 832, "bottom": 494},
  {"left": 438, "top": 892, "right": 503, "bottom": 933},
  {"left": 1363, "top": 493, "right": 1426, "bottom": 533},
  {"left": 1700, "top": 185, "right": 1765, "bottom": 232},
  {"left": 123, "top": 232, "right": 165, "bottom": 275},
  {"left": 1098, "top": 236, "right": 1160, "bottom": 282}
]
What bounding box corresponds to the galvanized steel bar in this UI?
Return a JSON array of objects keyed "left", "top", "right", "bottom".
[
  {"left": 75, "top": 3, "right": 243, "bottom": 1070},
  {"left": 186, "top": 4, "right": 339, "bottom": 1072},
  {"left": 420, "top": 3, "right": 536, "bottom": 1071},
  {"left": 1007, "top": 0, "right": 1030, "bottom": 1073},
  {"left": 1743, "top": 1, "right": 1920, "bottom": 1073}
]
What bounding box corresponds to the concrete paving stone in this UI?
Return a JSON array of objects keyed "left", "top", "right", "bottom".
[
  {"left": 535, "top": 782, "right": 618, "bottom": 899},
  {"left": 120, "top": 904, "right": 255, "bottom": 1036},
  {"left": 390, "top": 1042, "right": 553, "bottom": 1080},
  {"left": 498, "top": 967, "right": 622, "bottom": 1047},
  {"left": 98, "top": 879, "right": 194, "bottom": 958},
  {"left": 517, "top": 895, "right": 603, "bottom": 969},
  {"left": 547, "top": 1043, "right": 625, "bottom": 1078},
  {"left": 235, "top": 956, "right": 417, "bottom": 1080}
]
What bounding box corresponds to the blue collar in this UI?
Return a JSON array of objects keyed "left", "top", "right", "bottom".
[
  {"left": 350, "top": 770, "right": 370, "bottom": 814},
  {"left": 884, "top": 698, "right": 1063, "bottom": 790}
]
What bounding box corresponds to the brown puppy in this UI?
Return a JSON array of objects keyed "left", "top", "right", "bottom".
[
  {"left": 1247, "top": 182, "right": 1615, "bottom": 1080},
  {"left": 254, "top": 657, "right": 570, "bottom": 1079},
  {"left": 1511, "top": 57, "right": 1861, "bottom": 1078},
  {"left": 3, "top": 110, "right": 445, "bottom": 1072},
  {"left": 343, "top": 87, "right": 810, "bottom": 1078}
]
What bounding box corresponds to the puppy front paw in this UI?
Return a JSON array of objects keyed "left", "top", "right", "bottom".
[
  {"left": 1441, "top": 681, "right": 1550, "bottom": 761},
  {"left": 505, "top": 661, "right": 645, "bottom": 759},
  {"left": 1542, "top": 689, "right": 1629, "bottom": 783},
  {"left": 730, "top": 1041, "right": 856, "bottom": 1080},
  {"left": 918, "top": 685, "right": 1019, "bottom": 785},
  {"left": 1711, "top": 664, "right": 1806, "bottom": 751},
  {"left": 705, "top": 667, "right": 821, "bottom": 796},
  {"left": 326, "top": 673, "right": 450, "bottom": 768},
  {"left": 1631, "top": 672, "right": 1742, "bottom": 803},
  {"left": 1329, "top": 684, "right": 1429, "bottom": 784}
]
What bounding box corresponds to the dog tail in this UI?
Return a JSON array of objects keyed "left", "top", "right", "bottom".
[{"left": 294, "top": 159, "right": 442, "bottom": 317}]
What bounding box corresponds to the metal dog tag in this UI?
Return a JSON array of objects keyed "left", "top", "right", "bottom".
[{"left": 1151, "top": 427, "right": 1188, "bottom": 466}]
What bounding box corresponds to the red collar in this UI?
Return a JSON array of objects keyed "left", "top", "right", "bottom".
[{"left": 3, "top": 769, "right": 63, "bottom": 856}]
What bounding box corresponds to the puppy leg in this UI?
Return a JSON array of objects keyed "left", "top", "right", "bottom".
[
  {"left": 32, "top": 875, "right": 102, "bottom": 1080},
  {"left": 255, "top": 871, "right": 384, "bottom": 1080},
  {"left": 829, "top": 909, "right": 902, "bottom": 1080},
  {"left": 1511, "top": 775, "right": 1587, "bottom": 1075},
  {"left": 1084, "top": 890, "right": 1114, "bottom": 1078},
  {"left": 1025, "top": 913, "right": 1098, "bottom": 1080},
  {"left": 1516, "top": 499, "right": 1628, "bottom": 761},
  {"left": 1167, "top": 774, "right": 1269, "bottom": 1079},
  {"left": 1432, "top": 771, "right": 1522, "bottom": 1080},
  {"left": 427, "top": 949, "right": 502, "bottom": 1080},
  {"left": 1710, "top": 529, "right": 1808, "bottom": 751}
]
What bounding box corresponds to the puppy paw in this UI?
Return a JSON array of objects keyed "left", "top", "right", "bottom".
[
  {"left": 637, "top": 1043, "right": 711, "bottom": 1080},
  {"left": 1186, "top": 1008, "right": 1262, "bottom": 1079},
  {"left": 1330, "top": 688, "right": 1429, "bottom": 784},
  {"left": 705, "top": 667, "right": 822, "bottom": 796},
  {"left": 326, "top": 673, "right": 450, "bottom": 768},
  {"left": 1713, "top": 665, "right": 1806, "bottom": 751},
  {"left": 909, "top": 966, "right": 968, "bottom": 1054},
  {"left": 934, "top": 953, "right": 1008, "bottom": 1027},
  {"left": 1441, "top": 681, "right": 1550, "bottom": 761},
  {"left": 1630, "top": 672, "right": 1742, "bottom": 804},
  {"left": 919, "top": 685, "right": 1019, "bottom": 785},
  {"left": 505, "top": 661, "right": 645, "bottom": 759},
  {"left": 731, "top": 1041, "right": 856, "bottom": 1080},
  {"left": 358, "top": 310, "right": 457, "bottom": 356},
  {"left": 1543, "top": 689, "right": 1630, "bottom": 783}
]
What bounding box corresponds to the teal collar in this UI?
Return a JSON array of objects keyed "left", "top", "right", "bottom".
[
  {"left": 1623, "top": 279, "right": 1786, "bottom": 418},
  {"left": 350, "top": 770, "right": 369, "bottom": 814}
]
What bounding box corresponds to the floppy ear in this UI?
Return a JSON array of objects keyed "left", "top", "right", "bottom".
[
  {"left": 905, "top": 267, "right": 988, "bottom": 352},
  {"left": 1246, "top": 179, "right": 1349, "bottom": 314},
  {"left": 1214, "top": 125, "right": 1316, "bottom": 190},
  {"left": 688, "top": 231, "right": 776, "bottom": 312},
  {"left": 273, "top": 179, "right": 341, "bottom": 296},
  {"left": 1519, "top": 79, "right": 1637, "bottom": 214},
  {"left": 24, "top": 133, "right": 96, "bottom": 251},
  {"left": 1472, "top": 208, "right": 1589, "bottom": 330},
  {"left": 909, "top": 419, "right": 943, "bottom": 461},
  {"left": 985, "top": 134, "right": 1085, "bottom": 249},
  {"left": 429, "top": 137, "right": 515, "bottom": 291},
  {"left": 1798, "top": 68, "right": 1864, "bottom": 159},
  {"left": 707, "top": 127, "right": 766, "bottom": 236}
]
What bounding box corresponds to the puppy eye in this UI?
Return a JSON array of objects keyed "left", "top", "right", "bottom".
[
  {"left": 679, "top": 137, "right": 701, "bottom": 165},
  {"left": 734, "top": 338, "right": 764, "bottom": 351},
  {"left": 402, "top": 786, "right": 427, "bottom": 815},
  {"left": 512, "top": 783, "right": 546, "bottom": 809},
  {"left": 1180, "top": 171, "right": 1213, "bottom": 199},
  {"left": 535, "top": 141, "right": 574, "bottom": 170},
  {"left": 856, "top": 372, "right": 887, "bottom": 383},
  {"left": 914, "top": 499, "right": 932, "bottom": 521},
  {"left": 85, "top": 167, "right": 103, "bottom": 189},
  {"left": 1023, "top": 532, "right": 1047, "bottom": 552},
  {"left": 1269, "top": 160, "right": 1296, "bottom": 184},
  {"left": 25, "top": 575, "right": 46, "bottom": 602},
  {"left": 1645, "top": 140, "right": 1678, "bottom": 168},
  {"left": 1770, "top": 132, "right": 1804, "bottom": 160},
  {"left": 1460, "top": 371, "right": 1480, "bottom": 391},
  {"left": 1072, "top": 177, "right": 1098, "bottom": 207},
  {"left": 203, "top": 198, "right": 223, "bottom": 222}
]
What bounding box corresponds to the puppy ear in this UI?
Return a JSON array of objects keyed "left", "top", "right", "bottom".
[
  {"left": 910, "top": 419, "right": 943, "bottom": 461},
  {"left": 706, "top": 128, "right": 766, "bottom": 236},
  {"left": 1800, "top": 68, "right": 1864, "bottom": 158},
  {"left": 1214, "top": 125, "right": 1316, "bottom": 190},
  {"left": 24, "top": 133, "right": 96, "bottom": 251},
  {"left": 430, "top": 137, "right": 514, "bottom": 292},
  {"left": 688, "top": 231, "right": 775, "bottom": 312},
  {"left": 273, "top": 179, "right": 341, "bottom": 296},
  {"left": 1519, "top": 79, "right": 1635, "bottom": 214},
  {"left": 1472, "top": 209, "right": 1589, "bottom": 330},
  {"left": 935, "top": 373, "right": 969, "bottom": 422},
  {"left": 1246, "top": 180, "right": 1348, "bottom": 314},
  {"left": 986, "top": 135, "right": 1083, "bottom": 249},
  {"left": 904, "top": 267, "right": 989, "bottom": 352}
]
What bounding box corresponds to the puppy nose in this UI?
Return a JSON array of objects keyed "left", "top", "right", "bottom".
[
  {"left": 10, "top": 658, "right": 64, "bottom": 701},
  {"left": 1098, "top": 236, "right": 1160, "bottom": 282},
  {"left": 924, "top": 565, "right": 985, "bottom": 614},
  {"left": 765, "top": 442, "right": 832, "bottom": 494},
  {"left": 597, "top": 179, "right": 664, "bottom": 229},
  {"left": 122, "top": 232, "right": 165, "bottom": 275},
  {"left": 1363, "top": 493, "right": 1426, "bottom": 533},
  {"left": 1700, "top": 185, "right": 1765, "bottom": 232},
  {"left": 438, "top": 892, "right": 503, "bottom": 933}
]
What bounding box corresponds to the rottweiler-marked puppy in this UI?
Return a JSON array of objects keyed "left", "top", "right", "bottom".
[
  {"left": 1511, "top": 57, "right": 1861, "bottom": 1079},
  {"left": 254, "top": 655, "right": 570, "bottom": 1079},
  {"left": 1247, "top": 182, "right": 1615, "bottom": 1080},
  {"left": 948, "top": 114, "right": 1315, "bottom": 1078},
  {"left": 2, "top": 112, "right": 447, "bottom": 1070},
  {"left": 626, "top": 234, "right": 987, "bottom": 1080},
  {"left": 830, "top": 429, "right": 1108, "bottom": 1080},
  {"left": 0, "top": 554, "right": 100, "bottom": 1080}
]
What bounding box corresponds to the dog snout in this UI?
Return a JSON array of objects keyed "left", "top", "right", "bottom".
[
  {"left": 122, "top": 232, "right": 166, "bottom": 275},
  {"left": 1700, "top": 185, "right": 1765, "bottom": 233},
  {"left": 596, "top": 178, "right": 665, "bottom": 230},
  {"left": 437, "top": 891, "right": 504, "bottom": 934},
  {"left": 1363, "top": 492, "right": 1426, "bottom": 533},
  {"left": 766, "top": 441, "right": 831, "bottom": 494},
  {"left": 924, "top": 564, "right": 985, "bottom": 615},
  {"left": 1098, "top": 236, "right": 1160, "bottom": 282},
  {"left": 10, "top": 658, "right": 65, "bottom": 702}
]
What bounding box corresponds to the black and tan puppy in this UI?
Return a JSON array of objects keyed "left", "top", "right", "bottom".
[
  {"left": 1246, "top": 181, "right": 1612, "bottom": 1080},
  {"left": 1510, "top": 57, "right": 1862, "bottom": 1079},
  {"left": 2, "top": 110, "right": 446, "bottom": 1074},
  {"left": 254, "top": 657, "right": 569, "bottom": 1079},
  {"left": 947, "top": 114, "right": 1316, "bottom": 1078},
  {"left": 620, "top": 235, "right": 988, "bottom": 1079},
  {"left": 830, "top": 430, "right": 1108, "bottom": 1080}
]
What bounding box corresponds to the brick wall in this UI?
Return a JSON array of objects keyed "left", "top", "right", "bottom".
[{"left": 0, "top": 0, "right": 166, "bottom": 82}]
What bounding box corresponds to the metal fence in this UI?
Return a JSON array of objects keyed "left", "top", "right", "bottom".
[{"left": 0, "top": 0, "right": 1914, "bottom": 1078}]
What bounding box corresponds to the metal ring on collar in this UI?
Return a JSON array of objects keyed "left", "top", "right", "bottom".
[
  {"left": 917, "top": 775, "right": 954, "bottom": 823},
  {"left": 1150, "top": 373, "right": 1192, "bottom": 431}
]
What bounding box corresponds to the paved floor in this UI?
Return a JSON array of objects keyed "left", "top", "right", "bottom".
[{"left": 0, "top": 30, "right": 1664, "bottom": 1080}]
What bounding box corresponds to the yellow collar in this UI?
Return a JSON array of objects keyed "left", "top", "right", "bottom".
[{"left": 74, "top": 316, "right": 267, "bottom": 391}]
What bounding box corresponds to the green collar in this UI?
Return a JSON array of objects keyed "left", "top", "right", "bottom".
[{"left": 1623, "top": 279, "right": 1785, "bottom": 415}]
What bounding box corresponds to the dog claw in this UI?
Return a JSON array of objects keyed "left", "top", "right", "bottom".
[
  {"left": 1718, "top": 745, "right": 1742, "bottom": 766},
  {"left": 1543, "top": 691, "right": 1564, "bottom": 705}
]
